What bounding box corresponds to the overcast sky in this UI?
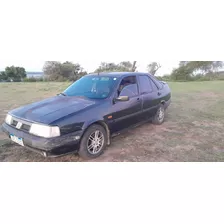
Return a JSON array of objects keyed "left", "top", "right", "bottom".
[
  {"left": 0, "top": 60, "right": 179, "bottom": 76},
  {"left": 1, "top": 1, "right": 221, "bottom": 76}
]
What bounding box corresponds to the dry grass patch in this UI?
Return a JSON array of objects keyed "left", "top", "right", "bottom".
[{"left": 0, "top": 81, "right": 224, "bottom": 162}]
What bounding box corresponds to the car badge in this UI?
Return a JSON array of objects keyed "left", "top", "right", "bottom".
[{"left": 16, "top": 122, "right": 23, "bottom": 129}]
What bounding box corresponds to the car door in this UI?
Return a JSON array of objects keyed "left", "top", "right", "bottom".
[
  {"left": 108, "top": 76, "right": 143, "bottom": 134},
  {"left": 137, "top": 75, "right": 160, "bottom": 120}
]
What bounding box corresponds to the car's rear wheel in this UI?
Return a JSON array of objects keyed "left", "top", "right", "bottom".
[
  {"left": 78, "top": 124, "right": 107, "bottom": 159},
  {"left": 152, "top": 104, "right": 165, "bottom": 125}
]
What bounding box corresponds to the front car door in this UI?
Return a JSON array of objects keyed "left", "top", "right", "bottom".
[{"left": 108, "top": 75, "right": 143, "bottom": 134}]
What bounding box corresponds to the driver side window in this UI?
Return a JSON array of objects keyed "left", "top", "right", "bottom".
[{"left": 118, "top": 76, "right": 138, "bottom": 98}]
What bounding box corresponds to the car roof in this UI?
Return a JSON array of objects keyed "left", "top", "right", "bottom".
[{"left": 86, "top": 72, "right": 152, "bottom": 78}]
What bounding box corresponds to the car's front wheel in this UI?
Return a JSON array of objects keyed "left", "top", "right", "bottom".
[{"left": 78, "top": 124, "right": 107, "bottom": 159}]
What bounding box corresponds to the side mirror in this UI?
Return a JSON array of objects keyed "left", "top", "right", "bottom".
[{"left": 115, "top": 96, "right": 129, "bottom": 102}]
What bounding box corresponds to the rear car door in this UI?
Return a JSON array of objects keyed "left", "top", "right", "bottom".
[
  {"left": 108, "top": 76, "right": 143, "bottom": 133},
  {"left": 137, "top": 75, "right": 160, "bottom": 119}
]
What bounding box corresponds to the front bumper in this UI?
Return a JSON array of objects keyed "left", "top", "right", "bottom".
[
  {"left": 2, "top": 122, "right": 83, "bottom": 157},
  {"left": 165, "top": 98, "right": 171, "bottom": 109}
]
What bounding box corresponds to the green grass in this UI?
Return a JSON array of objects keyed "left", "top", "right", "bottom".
[
  {"left": 168, "top": 81, "right": 224, "bottom": 93},
  {"left": 0, "top": 81, "right": 224, "bottom": 161}
]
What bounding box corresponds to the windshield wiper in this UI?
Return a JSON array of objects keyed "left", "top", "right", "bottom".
[{"left": 58, "top": 92, "right": 67, "bottom": 96}]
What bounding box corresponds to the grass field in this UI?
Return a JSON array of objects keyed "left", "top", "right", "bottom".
[{"left": 0, "top": 81, "right": 224, "bottom": 162}]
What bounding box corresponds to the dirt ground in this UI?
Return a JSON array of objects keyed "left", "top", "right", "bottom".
[{"left": 1, "top": 81, "right": 224, "bottom": 162}]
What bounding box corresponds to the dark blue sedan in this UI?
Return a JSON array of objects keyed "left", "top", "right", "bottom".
[{"left": 2, "top": 72, "right": 171, "bottom": 159}]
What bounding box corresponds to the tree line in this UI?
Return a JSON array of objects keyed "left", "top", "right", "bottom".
[
  {"left": 1, "top": 61, "right": 223, "bottom": 82},
  {"left": 0, "top": 66, "right": 26, "bottom": 82},
  {"left": 162, "top": 61, "right": 224, "bottom": 81}
]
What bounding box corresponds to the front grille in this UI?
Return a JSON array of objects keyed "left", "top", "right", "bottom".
[
  {"left": 12, "top": 120, "right": 18, "bottom": 127},
  {"left": 10, "top": 117, "right": 31, "bottom": 132},
  {"left": 21, "top": 124, "right": 31, "bottom": 132}
]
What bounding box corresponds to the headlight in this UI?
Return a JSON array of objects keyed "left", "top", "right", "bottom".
[
  {"left": 29, "top": 124, "right": 60, "bottom": 138},
  {"left": 5, "top": 114, "right": 13, "bottom": 125}
]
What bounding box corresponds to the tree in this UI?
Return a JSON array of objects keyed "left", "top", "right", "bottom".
[
  {"left": 170, "top": 66, "right": 193, "bottom": 81},
  {"left": 179, "top": 61, "right": 189, "bottom": 67},
  {"left": 0, "top": 71, "right": 7, "bottom": 81},
  {"left": 1, "top": 66, "right": 27, "bottom": 82},
  {"left": 147, "top": 62, "right": 161, "bottom": 75},
  {"left": 180, "top": 61, "right": 223, "bottom": 75},
  {"left": 43, "top": 61, "right": 87, "bottom": 81},
  {"left": 170, "top": 61, "right": 224, "bottom": 81},
  {"left": 95, "top": 61, "right": 136, "bottom": 73},
  {"left": 61, "top": 61, "right": 86, "bottom": 81},
  {"left": 119, "top": 61, "right": 133, "bottom": 71},
  {"left": 131, "top": 61, "right": 137, "bottom": 72},
  {"left": 95, "top": 62, "right": 120, "bottom": 73},
  {"left": 43, "top": 61, "right": 62, "bottom": 81},
  {"left": 95, "top": 62, "right": 115, "bottom": 73}
]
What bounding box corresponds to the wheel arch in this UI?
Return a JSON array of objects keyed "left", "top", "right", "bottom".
[
  {"left": 160, "top": 100, "right": 166, "bottom": 105},
  {"left": 82, "top": 120, "right": 111, "bottom": 146}
]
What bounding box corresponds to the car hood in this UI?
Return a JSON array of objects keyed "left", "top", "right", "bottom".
[{"left": 10, "top": 95, "right": 97, "bottom": 124}]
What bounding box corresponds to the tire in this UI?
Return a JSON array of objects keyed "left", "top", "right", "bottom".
[
  {"left": 78, "top": 124, "right": 107, "bottom": 159},
  {"left": 152, "top": 104, "right": 165, "bottom": 125}
]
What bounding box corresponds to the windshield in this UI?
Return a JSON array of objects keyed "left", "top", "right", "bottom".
[{"left": 64, "top": 76, "right": 118, "bottom": 99}]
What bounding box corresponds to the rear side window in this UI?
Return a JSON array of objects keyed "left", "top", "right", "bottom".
[
  {"left": 150, "top": 76, "right": 163, "bottom": 89},
  {"left": 150, "top": 80, "right": 158, "bottom": 92},
  {"left": 138, "top": 76, "right": 153, "bottom": 94}
]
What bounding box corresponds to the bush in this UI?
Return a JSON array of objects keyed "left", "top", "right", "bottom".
[
  {"left": 159, "top": 75, "right": 172, "bottom": 81},
  {"left": 43, "top": 61, "right": 87, "bottom": 81},
  {"left": 197, "top": 76, "right": 211, "bottom": 81},
  {"left": 158, "top": 72, "right": 224, "bottom": 82},
  {"left": 154, "top": 76, "right": 163, "bottom": 81},
  {"left": 23, "top": 77, "right": 43, "bottom": 82}
]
